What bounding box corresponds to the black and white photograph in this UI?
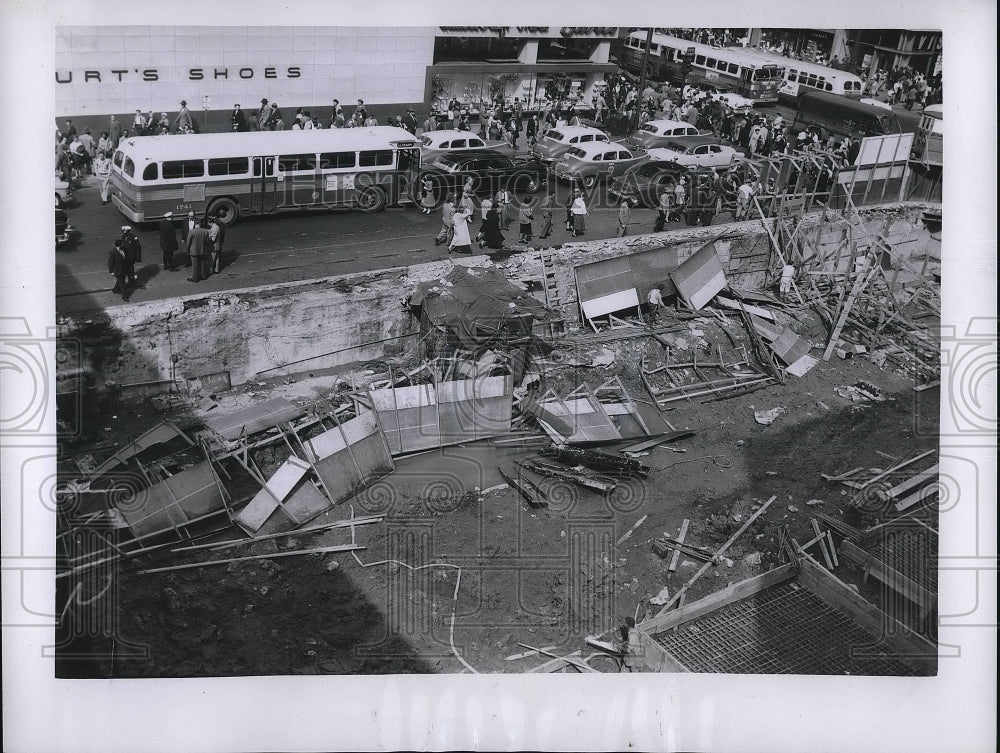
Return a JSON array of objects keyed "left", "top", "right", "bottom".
[{"left": 1, "top": 2, "right": 995, "bottom": 751}]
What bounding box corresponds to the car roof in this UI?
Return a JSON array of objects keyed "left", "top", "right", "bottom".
[
  {"left": 563, "top": 140, "right": 634, "bottom": 157},
  {"left": 424, "top": 130, "right": 486, "bottom": 142},
  {"left": 640, "top": 119, "right": 697, "bottom": 132},
  {"left": 545, "top": 125, "right": 608, "bottom": 138}
]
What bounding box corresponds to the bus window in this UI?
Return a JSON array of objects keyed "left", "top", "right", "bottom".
[
  {"left": 124, "top": 157, "right": 135, "bottom": 178},
  {"left": 695, "top": 54, "right": 706, "bottom": 65},
  {"left": 320, "top": 151, "right": 356, "bottom": 169},
  {"left": 278, "top": 153, "right": 316, "bottom": 172},
  {"left": 142, "top": 163, "right": 158, "bottom": 181},
  {"left": 162, "top": 159, "right": 205, "bottom": 179},
  {"left": 649, "top": 43, "right": 660, "bottom": 55},
  {"left": 113, "top": 151, "right": 124, "bottom": 169},
  {"left": 359, "top": 150, "right": 393, "bottom": 167},
  {"left": 706, "top": 57, "right": 717, "bottom": 67},
  {"left": 728, "top": 63, "right": 738, "bottom": 74},
  {"left": 825, "top": 82, "right": 833, "bottom": 91},
  {"left": 208, "top": 157, "right": 250, "bottom": 176}
]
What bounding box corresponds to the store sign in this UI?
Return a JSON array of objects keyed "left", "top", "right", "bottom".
[
  {"left": 54, "top": 66, "right": 302, "bottom": 84},
  {"left": 438, "top": 26, "right": 618, "bottom": 39}
]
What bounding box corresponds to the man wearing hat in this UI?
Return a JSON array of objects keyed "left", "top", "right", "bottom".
[
  {"left": 403, "top": 108, "right": 418, "bottom": 135},
  {"left": 181, "top": 210, "right": 198, "bottom": 267},
  {"left": 120, "top": 225, "right": 141, "bottom": 290},
  {"left": 158, "top": 212, "right": 178, "bottom": 271},
  {"left": 186, "top": 218, "right": 211, "bottom": 282},
  {"left": 174, "top": 100, "right": 192, "bottom": 132}
]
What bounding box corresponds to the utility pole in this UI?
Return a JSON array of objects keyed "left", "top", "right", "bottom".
[{"left": 634, "top": 27, "right": 654, "bottom": 132}]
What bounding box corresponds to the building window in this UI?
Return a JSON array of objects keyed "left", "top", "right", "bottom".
[
  {"left": 538, "top": 38, "right": 596, "bottom": 62},
  {"left": 433, "top": 36, "right": 523, "bottom": 64}
]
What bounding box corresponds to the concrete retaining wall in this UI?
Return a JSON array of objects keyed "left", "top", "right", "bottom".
[{"left": 60, "top": 202, "right": 936, "bottom": 394}]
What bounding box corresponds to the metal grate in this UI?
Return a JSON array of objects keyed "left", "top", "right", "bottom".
[
  {"left": 656, "top": 581, "right": 919, "bottom": 675},
  {"left": 870, "top": 527, "right": 937, "bottom": 596}
]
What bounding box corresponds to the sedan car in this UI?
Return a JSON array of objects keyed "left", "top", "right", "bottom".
[
  {"left": 420, "top": 149, "right": 547, "bottom": 198},
  {"left": 646, "top": 138, "right": 740, "bottom": 169},
  {"left": 529, "top": 125, "right": 610, "bottom": 164},
  {"left": 552, "top": 141, "right": 648, "bottom": 188},
  {"left": 419, "top": 129, "right": 513, "bottom": 160},
  {"left": 609, "top": 159, "right": 691, "bottom": 207},
  {"left": 624, "top": 119, "right": 702, "bottom": 150},
  {"left": 683, "top": 81, "right": 755, "bottom": 114}
]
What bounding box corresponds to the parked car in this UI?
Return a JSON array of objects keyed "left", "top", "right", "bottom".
[
  {"left": 529, "top": 125, "right": 610, "bottom": 164},
  {"left": 609, "top": 159, "right": 692, "bottom": 207},
  {"left": 624, "top": 119, "right": 703, "bottom": 150},
  {"left": 646, "top": 137, "right": 739, "bottom": 169},
  {"left": 683, "top": 81, "right": 755, "bottom": 114},
  {"left": 420, "top": 149, "right": 547, "bottom": 198},
  {"left": 552, "top": 141, "right": 648, "bottom": 188},
  {"left": 418, "top": 129, "right": 513, "bottom": 160}
]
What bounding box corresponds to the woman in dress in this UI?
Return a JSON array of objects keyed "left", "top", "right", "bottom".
[
  {"left": 419, "top": 177, "right": 435, "bottom": 215},
  {"left": 479, "top": 206, "right": 505, "bottom": 251}
]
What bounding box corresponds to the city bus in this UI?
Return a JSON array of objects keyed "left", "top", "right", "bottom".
[
  {"left": 110, "top": 126, "right": 421, "bottom": 226},
  {"left": 734, "top": 47, "right": 864, "bottom": 101},
  {"left": 620, "top": 31, "right": 784, "bottom": 104},
  {"left": 792, "top": 90, "right": 900, "bottom": 140},
  {"left": 912, "top": 104, "right": 942, "bottom": 165}
]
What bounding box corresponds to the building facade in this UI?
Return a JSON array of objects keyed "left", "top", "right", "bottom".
[{"left": 55, "top": 26, "right": 619, "bottom": 134}]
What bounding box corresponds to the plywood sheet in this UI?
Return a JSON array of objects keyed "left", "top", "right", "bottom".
[
  {"left": 770, "top": 327, "right": 813, "bottom": 366},
  {"left": 91, "top": 421, "right": 193, "bottom": 478},
  {"left": 204, "top": 398, "right": 304, "bottom": 441},
  {"left": 579, "top": 289, "right": 641, "bottom": 320},
  {"left": 117, "top": 461, "right": 222, "bottom": 538},
  {"left": 670, "top": 242, "right": 727, "bottom": 311},
  {"left": 236, "top": 456, "right": 310, "bottom": 532}
]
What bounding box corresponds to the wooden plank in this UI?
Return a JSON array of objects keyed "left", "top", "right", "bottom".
[
  {"left": 653, "top": 495, "right": 777, "bottom": 616},
  {"left": 235, "top": 455, "right": 311, "bottom": 532},
  {"left": 822, "top": 260, "right": 880, "bottom": 361},
  {"left": 715, "top": 295, "right": 775, "bottom": 321},
  {"left": 135, "top": 544, "right": 365, "bottom": 575},
  {"left": 668, "top": 519, "right": 690, "bottom": 573},
  {"left": 879, "top": 464, "right": 939, "bottom": 501},
  {"left": 670, "top": 242, "right": 727, "bottom": 311},
  {"left": 616, "top": 514, "right": 648, "bottom": 546},
  {"left": 895, "top": 483, "right": 939, "bottom": 512},
  {"left": 811, "top": 519, "right": 835, "bottom": 570},
  {"left": 856, "top": 449, "right": 936, "bottom": 490},
  {"left": 770, "top": 327, "right": 813, "bottom": 366},
  {"left": 640, "top": 562, "right": 796, "bottom": 635},
  {"left": 839, "top": 541, "right": 933, "bottom": 608}
]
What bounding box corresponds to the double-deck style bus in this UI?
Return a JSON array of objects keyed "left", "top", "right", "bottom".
[
  {"left": 735, "top": 48, "right": 864, "bottom": 101},
  {"left": 620, "top": 31, "right": 784, "bottom": 104},
  {"left": 110, "top": 127, "right": 421, "bottom": 225}
]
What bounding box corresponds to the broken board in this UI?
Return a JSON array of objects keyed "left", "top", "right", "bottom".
[
  {"left": 670, "top": 242, "right": 726, "bottom": 311},
  {"left": 304, "top": 410, "right": 396, "bottom": 507},
  {"left": 204, "top": 398, "right": 305, "bottom": 441},
  {"left": 116, "top": 460, "right": 223, "bottom": 538},
  {"left": 235, "top": 455, "right": 311, "bottom": 532}
]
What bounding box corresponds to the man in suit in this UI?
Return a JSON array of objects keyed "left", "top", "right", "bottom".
[
  {"left": 158, "top": 212, "right": 178, "bottom": 271},
  {"left": 403, "top": 108, "right": 419, "bottom": 135},
  {"left": 231, "top": 104, "right": 247, "bottom": 132},
  {"left": 180, "top": 210, "right": 198, "bottom": 268},
  {"left": 108, "top": 115, "right": 122, "bottom": 149},
  {"left": 108, "top": 240, "right": 131, "bottom": 302},
  {"left": 186, "top": 218, "right": 211, "bottom": 282}
]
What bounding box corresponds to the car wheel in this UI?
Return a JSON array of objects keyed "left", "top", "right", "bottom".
[
  {"left": 357, "top": 186, "right": 387, "bottom": 212},
  {"left": 208, "top": 197, "right": 240, "bottom": 226},
  {"left": 582, "top": 175, "right": 597, "bottom": 189}
]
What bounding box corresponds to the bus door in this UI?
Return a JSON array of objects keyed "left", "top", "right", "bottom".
[
  {"left": 250, "top": 156, "right": 276, "bottom": 214},
  {"left": 739, "top": 67, "right": 754, "bottom": 97},
  {"left": 391, "top": 146, "right": 421, "bottom": 204}
]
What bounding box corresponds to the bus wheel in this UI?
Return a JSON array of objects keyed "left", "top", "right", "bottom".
[
  {"left": 208, "top": 197, "right": 240, "bottom": 226},
  {"left": 357, "top": 187, "right": 387, "bottom": 212},
  {"left": 582, "top": 175, "right": 597, "bottom": 189}
]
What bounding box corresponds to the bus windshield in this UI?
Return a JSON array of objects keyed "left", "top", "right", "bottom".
[{"left": 754, "top": 66, "right": 783, "bottom": 81}]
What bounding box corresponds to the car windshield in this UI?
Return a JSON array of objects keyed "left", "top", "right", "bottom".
[
  {"left": 544, "top": 130, "right": 565, "bottom": 142},
  {"left": 565, "top": 147, "right": 587, "bottom": 159}
]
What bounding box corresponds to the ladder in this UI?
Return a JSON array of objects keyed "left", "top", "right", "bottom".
[{"left": 539, "top": 249, "right": 563, "bottom": 338}]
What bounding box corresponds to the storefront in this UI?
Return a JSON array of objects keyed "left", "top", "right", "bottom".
[{"left": 426, "top": 27, "right": 619, "bottom": 117}]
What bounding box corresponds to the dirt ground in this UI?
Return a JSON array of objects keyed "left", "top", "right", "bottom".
[{"left": 56, "top": 303, "right": 939, "bottom": 677}]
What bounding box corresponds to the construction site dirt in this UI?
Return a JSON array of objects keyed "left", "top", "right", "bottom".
[{"left": 55, "top": 285, "right": 940, "bottom": 677}]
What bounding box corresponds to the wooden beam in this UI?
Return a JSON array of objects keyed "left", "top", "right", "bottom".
[
  {"left": 135, "top": 544, "right": 365, "bottom": 575},
  {"left": 878, "top": 464, "right": 939, "bottom": 502},
  {"left": 640, "top": 562, "right": 796, "bottom": 635},
  {"left": 653, "top": 495, "right": 777, "bottom": 616},
  {"left": 633, "top": 628, "right": 689, "bottom": 672},
  {"left": 668, "top": 519, "right": 690, "bottom": 573},
  {"left": 838, "top": 540, "right": 933, "bottom": 609},
  {"left": 853, "top": 449, "right": 936, "bottom": 490},
  {"left": 894, "top": 484, "right": 939, "bottom": 512}
]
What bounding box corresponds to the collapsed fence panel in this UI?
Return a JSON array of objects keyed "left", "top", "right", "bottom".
[
  {"left": 575, "top": 256, "right": 641, "bottom": 321},
  {"left": 370, "top": 375, "right": 513, "bottom": 455},
  {"left": 670, "top": 242, "right": 727, "bottom": 311},
  {"left": 116, "top": 460, "right": 225, "bottom": 539},
  {"left": 90, "top": 421, "right": 193, "bottom": 479},
  {"left": 204, "top": 398, "right": 305, "bottom": 441},
  {"left": 303, "top": 410, "right": 396, "bottom": 504},
  {"left": 235, "top": 455, "right": 312, "bottom": 532}
]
